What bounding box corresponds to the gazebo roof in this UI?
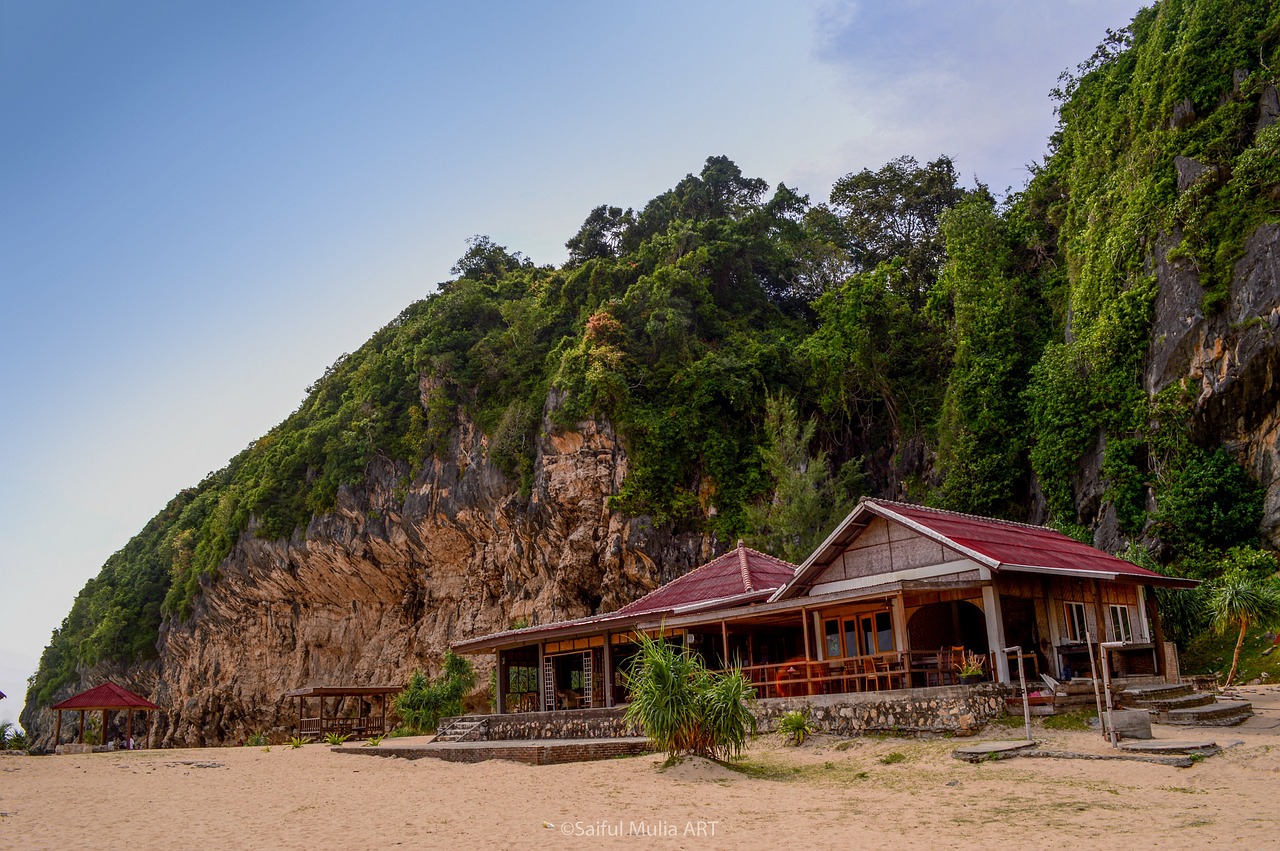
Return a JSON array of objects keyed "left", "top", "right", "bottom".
[
  {"left": 283, "top": 685, "right": 402, "bottom": 698},
  {"left": 51, "top": 681, "right": 158, "bottom": 711}
]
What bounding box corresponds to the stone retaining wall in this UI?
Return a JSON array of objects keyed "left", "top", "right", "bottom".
[
  {"left": 752, "top": 684, "right": 1012, "bottom": 736},
  {"left": 441, "top": 707, "right": 637, "bottom": 741},
  {"left": 445, "top": 685, "right": 1011, "bottom": 742}
]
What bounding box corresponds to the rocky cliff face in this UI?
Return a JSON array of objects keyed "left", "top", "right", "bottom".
[
  {"left": 25, "top": 394, "right": 716, "bottom": 750},
  {"left": 1079, "top": 221, "right": 1280, "bottom": 552},
  {"left": 1147, "top": 223, "right": 1280, "bottom": 548}
]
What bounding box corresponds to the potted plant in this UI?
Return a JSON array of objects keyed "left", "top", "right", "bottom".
[{"left": 955, "top": 651, "right": 986, "bottom": 685}]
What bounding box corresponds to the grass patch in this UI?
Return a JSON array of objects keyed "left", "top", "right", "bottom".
[
  {"left": 1181, "top": 626, "right": 1280, "bottom": 685},
  {"left": 1043, "top": 711, "right": 1096, "bottom": 732},
  {"left": 880, "top": 752, "right": 907, "bottom": 765}
]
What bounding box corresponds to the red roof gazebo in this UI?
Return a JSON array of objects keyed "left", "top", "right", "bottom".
[{"left": 51, "top": 682, "right": 159, "bottom": 750}]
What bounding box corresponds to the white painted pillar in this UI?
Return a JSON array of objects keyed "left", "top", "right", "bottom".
[{"left": 981, "top": 585, "right": 1011, "bottom": 683}]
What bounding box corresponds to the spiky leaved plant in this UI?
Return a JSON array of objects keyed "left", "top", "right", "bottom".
[{"left": 623, "top": 631, "right": 755, "bottom": 761}]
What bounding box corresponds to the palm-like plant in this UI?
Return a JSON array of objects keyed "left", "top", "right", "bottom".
[
  {"left": 1205, "top": 569, "right": 1280, "bottom": 687},
  {"left": 623, "top": 632, "right": 755, "bottom": 761}
]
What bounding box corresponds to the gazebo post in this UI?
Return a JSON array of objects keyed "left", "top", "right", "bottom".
[
  {"left": 126, "top": 709, "right": 134, "bottom": 749},
  {"left": 102, "top": 709, "right": 108, "bottom": 747},
  {"left": 380, "top": 695, "right": 386, "bottom": 735},
  {"left": 55, "top": 711, "right": 62, "bottom": 746},
  {"left": 78, "top": 709, "right": 85, "bottom": 743}
]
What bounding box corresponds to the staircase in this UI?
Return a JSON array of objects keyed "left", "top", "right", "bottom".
[
  {"left": 1118, "top": 683, "right": 1253, "bottom": 726},
  {"left": 433, "top": 717, "right": 488, "bottom": 743}
]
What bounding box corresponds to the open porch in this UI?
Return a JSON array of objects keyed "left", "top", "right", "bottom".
[{"left": 285, "top": 685, "right": 401, "bottom": 739}]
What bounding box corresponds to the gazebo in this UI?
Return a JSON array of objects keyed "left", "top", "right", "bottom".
[
  {"left": 284, "top": 685, "right": 401, "bottom": 739},
  {"left": 51, "top": 682, "right": 159, "bottom": 750}
]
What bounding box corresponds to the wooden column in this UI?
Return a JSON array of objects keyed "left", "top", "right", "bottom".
[
  {"left": 801, "top": 607, "right": 812, "bottom": 696},
  {"left": 494, "top": 649, "right": 506, "bottom": 714},
  {"left": 380, "top": 695, "right": 387, "bottom": 733},
  {"left": 126, "top": 710, "right": 134, "bottom": 749},
  {"left": 318, "top": 695, "right": 325, "bottom": 737},
  {"left": 1092, "top": 581, "right": 1110, "bottom": 676},
  {"left": 102, "top": 710, "right": 108, "bottom": 747},
  {"left": 55, "top": 711, "right": 61, "bottom": 746},
  {"left": 720, "top": 621, "right": 729, "bottom": 668},
  {"left": 602, "top": 634, "right": 614, "bottom": 708}
]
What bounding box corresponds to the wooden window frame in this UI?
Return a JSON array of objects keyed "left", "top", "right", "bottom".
[{"left": 1064, "top": 601, "right": 1088, "bottom": 643}]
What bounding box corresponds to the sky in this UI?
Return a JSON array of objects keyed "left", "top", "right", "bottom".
[{"left": 0, "top": 0, "right": 1146, "bottom": 724}]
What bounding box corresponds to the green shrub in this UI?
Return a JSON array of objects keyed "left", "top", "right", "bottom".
[
  {"left": 778, "top": 709, "right": 816, "bottom": 747},
  {"left": 245, "top": 731, "right": 268, "bottom": 747},
  {"left": 393, "top": 652, "right": 478, "bottom": 734},
  {"left": 322, "top": 732, "right": 351, "bottom": 745}
]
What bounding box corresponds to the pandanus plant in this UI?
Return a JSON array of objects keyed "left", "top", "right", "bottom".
[{"left": 623, "top": 631, "right": 756, "bottom": 761}]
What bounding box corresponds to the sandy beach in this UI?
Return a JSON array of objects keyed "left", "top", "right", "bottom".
[{"left": 3, "top": 687, "right": 1278, "bottom": 850}]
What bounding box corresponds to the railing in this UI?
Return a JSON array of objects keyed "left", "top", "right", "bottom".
[
  {"left": 298, "top": 716, "right": 388, "bottom": 737},
  {"left": 718, "top": 650, "right": 993, "bottom": 699}
]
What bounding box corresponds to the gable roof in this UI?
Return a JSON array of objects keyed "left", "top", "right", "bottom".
[
  {"left": 774, "top": 498, "right": 1197, "bottom": 600},
  {"left": 51, "top": 681, "right": 159, "bottom": 711},
  {"left": 452, "top": 542, "right": 796, "bottom": 653},
  {"left": 614, "top": 542, "right": 796, "bottom": 616}
]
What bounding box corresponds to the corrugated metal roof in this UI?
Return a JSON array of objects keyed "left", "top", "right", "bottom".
[
  {"left": 869, "top": 500, "right": 1176, "bottom": 582},
  {"left": 614, "top": 542, "right": 795, "bottom": 616},
  {"left": 51, "top": 681, "right": 159, "bottom": 711},
  {"left": 452, "top": 543, "right": 795, "bottom": 652}
]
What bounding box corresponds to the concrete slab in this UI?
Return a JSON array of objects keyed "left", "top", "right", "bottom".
[
  {"left": 334, "top": 736, "right": 653, "bottom": 765},
  {"left": 952, "top": 740, "right": 1037, "bottom": 762},
  {"left": 1119, "top": 740, "right": 1220, "bottom": 755}
]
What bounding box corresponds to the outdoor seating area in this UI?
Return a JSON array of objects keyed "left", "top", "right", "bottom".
[{"left": 285, "top": 685, "right": 401, "bottom": 739}]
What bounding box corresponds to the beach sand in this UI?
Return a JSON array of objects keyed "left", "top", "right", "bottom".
[{"left": 3, "top": 686, "right": 1278, "bottom": 850}]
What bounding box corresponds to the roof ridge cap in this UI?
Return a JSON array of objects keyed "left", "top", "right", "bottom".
[
  {"left": 866, "top": 498, "right": 1053, "bottom": 533},
  {"left": 737, "top": 540, "right": 752, "bottom": 592}
]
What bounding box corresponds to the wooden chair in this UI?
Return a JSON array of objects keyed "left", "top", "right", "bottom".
[
  {"left": 861, "top": 657, "right": 883, "bottom": 691},
  {"left": 874, "top": 655, "right": 904, "bottom": 690}
]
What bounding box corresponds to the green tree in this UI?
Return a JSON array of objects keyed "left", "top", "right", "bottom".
[
  {"left": 745, "top": 394, "right": 848, "bottom": 563},
  {"left": 827, "top": 155, "right": 965, "bottom": 302},
  {"left": 1204, "top": 567, "right": 1280, "bottom": 686},
  {"left": 393, "top": 652, "right": 478, "bottom": 734}
]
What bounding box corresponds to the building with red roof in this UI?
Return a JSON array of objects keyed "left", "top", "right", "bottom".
[
  {"left": 50, "top": 681, "right": 159, "bottom": 750},
  {"left": 454, "top": 499, "right": 1196, "bottom": 714}
]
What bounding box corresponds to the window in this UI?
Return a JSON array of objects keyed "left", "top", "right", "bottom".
[
  {"left": 1064, "top": 602, "right": 1088, "bottom": 643},
  {"left": 1110, "top": 605, "right": 1133, "bottom": 642},
  {"left": 824, "top": 620, "right": 841, "bottom": 658},
  {"left": 875, "top": 611, "right": 895, "bottom": 652}
]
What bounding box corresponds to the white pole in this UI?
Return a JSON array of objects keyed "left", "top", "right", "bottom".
[
  {"left": 1084, "top": 627, "right": 1106, "bottom": 740},
  {"left": 1004, "top": 645, "right": 1032, "bottom": 742},
  {"left": 1100, "top": 641, "right": 1124, "bottom": 749}
]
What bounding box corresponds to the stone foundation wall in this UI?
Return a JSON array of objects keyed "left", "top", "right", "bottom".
[
  {"left": 443, "top": 707, "right": 637, "bottom": 741},
  {"left": 752, "top": 684, "right": 1012, "bottom": 736}
]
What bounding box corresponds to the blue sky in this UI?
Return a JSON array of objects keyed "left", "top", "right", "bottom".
[{"left": 0, "top": 0, "right": 1144, "bottom": 722}]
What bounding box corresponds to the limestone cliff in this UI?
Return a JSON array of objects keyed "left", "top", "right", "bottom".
[{"left": 25, "top": 395, "right": 715, "bottom": 749}]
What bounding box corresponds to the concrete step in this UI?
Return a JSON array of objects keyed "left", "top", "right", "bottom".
[
  {"left": 1119, "top": 683, "right": 1195, "bottom": 703},
  {"left": 1158, "top": 700, "right": 1253, "bottom": 727},
  {"left": 433, "top": 718, "right": 485, "bottom": 743},
  {"left": 1129, "top": 693, "right": 1215, "bottom": 713}
]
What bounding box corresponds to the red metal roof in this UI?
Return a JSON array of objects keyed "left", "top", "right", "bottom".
[
  {"left": 867, "top": 500, "right": 1181, "bottom": 583},
  {"left": 615, "top": 543, "right": 796, "bottom": 616},
  {"left": 453, "top": 543, "right": 796, "bottom": 652},
  {"left": 51, "top": 682, "right": 159, "bottom": 711}
]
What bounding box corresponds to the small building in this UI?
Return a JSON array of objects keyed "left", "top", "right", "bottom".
[{"left": 454, "top": 499, "right": 1196, "bottom": 713}]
